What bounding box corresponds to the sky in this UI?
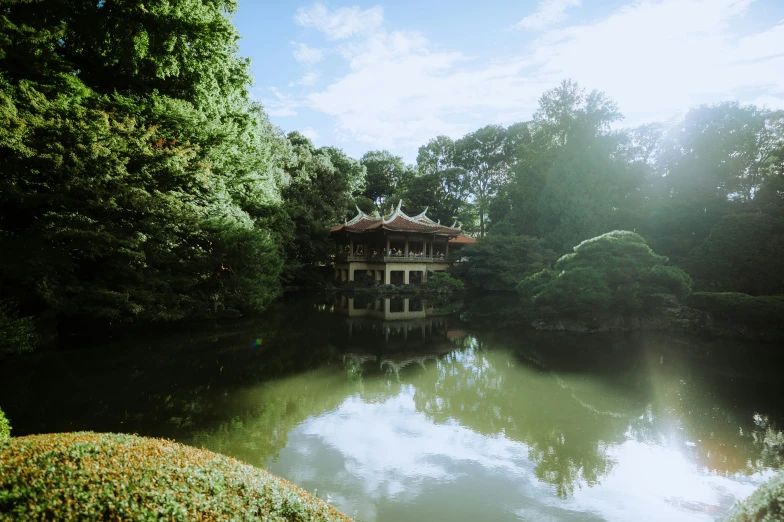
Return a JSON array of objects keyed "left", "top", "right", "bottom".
[{"left": 234, "top": 0, "right": 784, "bottom": 163}]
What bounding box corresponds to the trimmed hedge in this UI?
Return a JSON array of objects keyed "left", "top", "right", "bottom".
[
  {"left": 727, "top": 472, "right": 783, "bottom": 522},
  {"left": 0, "top": 432, "right": 352, "bottom": 521},
  {"left": 685, "top": 292, "right": 784, "bottom": 326}
]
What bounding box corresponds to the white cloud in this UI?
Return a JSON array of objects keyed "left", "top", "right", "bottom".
[
  {"left": 296, "top": 0, "right": 784, "bottom": 154},
  {"left": 291, "top": 41, "right": 324, "bottom": 65},
  {"left": 306, "top": 30, "right": 542, "bottom": 149},
  {"left": 267, "top": 107, "right": 297, "bottom": 117},
  {"left": 295, "top": 2, "right": 383, "bottom": 40},
  {"left": 289, "top": 72, "right": 320, "bottom": 87},
  {"left": 301, "top": 126, "right": 320, "bottom": 141},
  {"left": 260, "top": 87, "right": 299, "bottom": 117},
  {"left": 516, "top": 0, "right": 581, "bottom": 30},
  {"left": 528, "top": 0, "right": 782, "bottom": 118}
]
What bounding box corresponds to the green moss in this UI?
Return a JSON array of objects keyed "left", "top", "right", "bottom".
[
  {"left": 0, "top": 407, "right": 9, "bottom": 440},
  {"left": 0, "top": 432, "right": 352, "bottom": 521},
  {"left": 727, "top": 472, "right": 784, "bottom": 522}
]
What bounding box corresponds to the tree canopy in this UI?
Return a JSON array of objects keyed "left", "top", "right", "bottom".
[
  {"left": 518, "top": 231, "right": 691, "bottom": 315},
  {"left": 0, "top": 0, "right": 289, "bottom": 322}
]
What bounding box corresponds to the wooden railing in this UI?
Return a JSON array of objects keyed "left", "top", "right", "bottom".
[
  {"left": 335, "top": 253, "right": 448, "bottom": 263},
  {"left": 383, "top": 255, "right": 445, "bottom": 263}
]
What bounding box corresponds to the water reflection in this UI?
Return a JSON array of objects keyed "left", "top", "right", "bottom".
[
  {"left": 0, "top": 296, "right": 782, "bottom": 522},
  {"left": 334, "top": 295, "right": 453, "bottom": 321},
  {"left": 185, "top": 330, "right": 782, "bottom": 521}
]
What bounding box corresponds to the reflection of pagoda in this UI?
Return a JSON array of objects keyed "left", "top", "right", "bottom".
[
  {"left": 334, "top": 295, "right": 432, "bottom": 320},
  {"left": 330, "top": 200, "right": 476, "bottom": 284},
  {"left": 338, "top": 296, "right": 467, "bottom": 379}
]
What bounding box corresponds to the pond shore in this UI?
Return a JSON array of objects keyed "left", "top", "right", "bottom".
[{"left": 529, "top": 304, "right": 784, "bottom": 342}]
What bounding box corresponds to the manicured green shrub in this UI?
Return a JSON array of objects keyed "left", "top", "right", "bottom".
[
  {"left": 424, "top": 272, "right": 465, "bottom": 293},
  {"left": 518, "top": 231, "right": 691, "bottom": 316},
  {"left": 516, "top": 269, "right": 556, "bottom": 298},
  {"left": 686, "top": 292, "right": 784, "bottom": 326},
  {"left": 0, "top": 300, "right": 36, "bottom": 354},
  {"left": 0, "top": 432, "right": 352, "bottom": 521},
  {"left": 726, "top": 472, "right": 783, "bottom": 522},
  {"left": 532, "top": 267, "right": 612, "bottom": 313},
  {"left": 0, "top": 407, "right": 10, "bottom": 440}
]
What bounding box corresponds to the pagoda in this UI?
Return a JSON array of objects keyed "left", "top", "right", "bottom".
[{"left": 330, "top": 200, "right": 476, "bottom": 284}]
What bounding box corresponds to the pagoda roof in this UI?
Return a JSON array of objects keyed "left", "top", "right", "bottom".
[
  {"left": 448, "top": 235, "right": 477, "bottom": 244},
  {"left": 330, "top": 200, "right": 464, "bottom": 236}
]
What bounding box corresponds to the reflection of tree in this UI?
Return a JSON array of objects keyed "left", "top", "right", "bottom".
[
  {"left": 0, "top": 297, "right": 346, "bottom": 440},
  {"left": 411, "top": 340, "right": 632, "bottom": 498},
  {"left": 519, "top": 331, "right": 784, "bottom": 479}
]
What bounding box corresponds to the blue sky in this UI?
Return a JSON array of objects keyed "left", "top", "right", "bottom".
[{"left": 234, "top": 0, "right": 784, "bottom": 163}]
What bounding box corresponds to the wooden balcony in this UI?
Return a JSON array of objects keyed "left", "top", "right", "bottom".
[{"left": 335, "top": 253, "right": 448, "bottom": 264}]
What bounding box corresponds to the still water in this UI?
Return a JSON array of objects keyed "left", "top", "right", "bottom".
[{"left": 1, "top": 296, "right": 783, "bottom": 521}]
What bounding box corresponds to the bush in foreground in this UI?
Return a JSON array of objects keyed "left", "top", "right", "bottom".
[
  {"left": 0, "top": 432, "right": 352, "bottom": 521},
  {"left": 0, "top": 407, "right": 9, "bottom": 440},
  {"left": 726, "top": 472, "right": 783, "bottom": 522}
]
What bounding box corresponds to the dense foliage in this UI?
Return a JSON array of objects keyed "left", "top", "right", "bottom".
[
  {"left": 0, "top": 0, "right": 291, "bottom": 324},
  {"left": 280, "top": 132, "right": 365, "bottom": 284},
  {"left": 0, "top": 432, "right": 352, "bottom": 521},
  {"left": 726, "top": 472, "right": 783, "bottom": 522},
  {"left": 450, "top": 235, "right": 555, "bottom": 291},
  {"left": 518, "top": 231, "right": 691, "bottom": 315},
  {"left": 422, "top": 272, "right": 465, "bottom": 293},
  {"left": 349, "top": 81, "right": 782, "bottom": 313},
  {"left": 685, "top": 292, "right": 784, "bottom": 327},
  {"left": 685, "top": 214, "right": 784, "bottom": 295},
  {"left": 0, "top": 300, "right": 35, "bottom": 354}
]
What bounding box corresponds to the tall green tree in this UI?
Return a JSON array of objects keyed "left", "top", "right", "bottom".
[
  {"left": 684, "top": 213, "right": 784, "bottom": 295},
  {"left": 0, "top": 0, "right": 287, "bottom": 323},
  {"left": 528, "top": 81, "right": 641, "bottom": 252},
  {"left": 639, "top": 103, "right": 784, "bottom": 263},
  {"left": 455, "top": 124, "right": 514, "bottom": 237},
  {"left": 450, "top": 235, "right": 555, "bottom": 291},
  {"left": 360, "top": 150, "right": 412, "bottom": 210},
  {"left": 280, "top": 133, "right": 365, "bottom": 282}
]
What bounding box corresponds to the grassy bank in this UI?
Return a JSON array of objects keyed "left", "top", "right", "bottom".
[{"left": 0, "top": 432, "right": 352, "bottom": 521}]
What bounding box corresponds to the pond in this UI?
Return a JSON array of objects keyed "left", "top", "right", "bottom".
[{"left": 1, "top": 295, "right": 783, "bottom": 521}]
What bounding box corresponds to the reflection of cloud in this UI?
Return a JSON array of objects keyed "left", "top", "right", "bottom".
[
  {"left": 556, "top": 440, "right": 771, "bottom": 522},
  {"left": 268, "top": 387, "right": 773, "bottom": 522},
  {"left": 304, "top": 388, "right": 528, "bottom": 488},
  {"left": 272, "top": 388, "right": 536, "bottom": 521}
]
